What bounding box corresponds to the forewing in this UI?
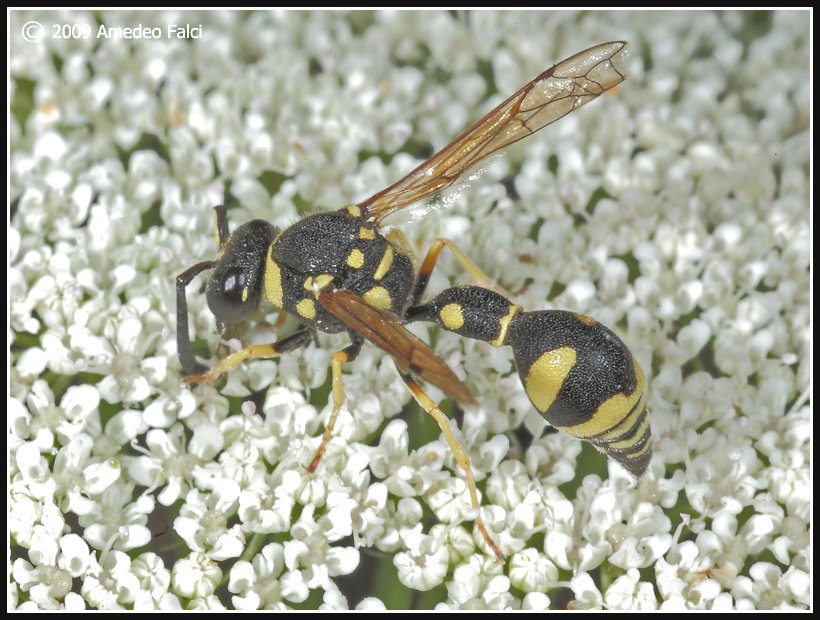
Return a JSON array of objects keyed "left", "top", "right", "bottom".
[
  {"left": 318, "top": 289, "right": 477, "bottom": 407},
  {"left": 359, "top": 41, "right": 628, "bottom": 226}
]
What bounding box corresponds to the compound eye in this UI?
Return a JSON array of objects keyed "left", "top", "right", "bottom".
[{"left": 206, "top": 265, "right": 255, "bottom": 324}]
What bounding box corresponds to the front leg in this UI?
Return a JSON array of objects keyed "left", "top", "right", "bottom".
[
  {"left": 185, "top": 325, "right": 315, "bottom": 383},
  {"left": 177, "top": 260, "right": 217, "bottom": 377}
]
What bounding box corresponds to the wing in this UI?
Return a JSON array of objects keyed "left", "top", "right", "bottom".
[
  {"left": 358, "top": 41, "right": 628, "bottom": 226},
  {"left": 318, "top": 289, "right": 477, "bottom": 407}
]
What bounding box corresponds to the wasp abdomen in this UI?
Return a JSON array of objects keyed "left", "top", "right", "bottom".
[
  {"left": 408, "top": 285, "right": 652, "bottom": 478},
  {"left": 507, "top": 309, "right": 651, "bottom": 477}
]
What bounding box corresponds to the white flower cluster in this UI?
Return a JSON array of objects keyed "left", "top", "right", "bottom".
[{"left": 11, "top": 9, "right": 809, "bottom": 610}]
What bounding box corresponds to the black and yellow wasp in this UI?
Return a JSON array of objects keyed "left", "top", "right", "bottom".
[{"left": 177, "top": 41, "right": 651, "bottom": 561}]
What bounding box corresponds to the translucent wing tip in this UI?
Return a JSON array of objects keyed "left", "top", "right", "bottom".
[{"left": 602, "top": 40, "right": 629, "bottom": 80}]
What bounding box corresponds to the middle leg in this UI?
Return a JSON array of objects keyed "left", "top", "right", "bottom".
[{"left": 306, "top": 332, "right": 364, "bottom": 473}]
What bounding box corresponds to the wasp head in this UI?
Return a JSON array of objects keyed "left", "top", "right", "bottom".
[{"left": 205, "top": 219, "right": 276, "bottom": 325}]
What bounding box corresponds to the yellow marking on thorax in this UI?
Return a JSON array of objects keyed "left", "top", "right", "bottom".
[
  {"left": 296, "top": 298, "right": 316, "bottom": 320},
  {"left": 347, "top": 248, "right": 365, "bottom": 269},
  {"left": 373, "top": 246, "right": 394, "bottom": 281},
  {"left": 342, "top": 204, "right": 362, "bottom": 218},
  {"left": 362, "top": 286, "right": 392, "bottom": 310},
  {"left": 266, "top": 248, "right": 284, "bottom": 308},
  {"left": 573, "top": 312, "right": 598, "bottom": 327},
  {"left": 303, "top": 274, "right": 334, "bottom": 297}
]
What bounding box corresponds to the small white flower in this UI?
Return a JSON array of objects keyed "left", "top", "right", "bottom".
[
  {"left": 350, "top": 480, "right": 388, "bottom": 547},
  {"left": 130, "top": 552, "right": 180, "bottom": 609},
  {"left": 81, "top": 550, "right": 141, "bottom": 610},
  {"left": 425, "top": 476, "right": 473, "bottom": 526},
  {"left": 99, "top": 408, "right": 149, "bottom": 453},
  {"left": 9, "top": 492, "right": 46, "bottom": 548},
  {"left": 127, "top": 426, "right": 201, "bottom": 506},
  {"left": 82, "top": 458, "right": 121, "bottom": 495},
  {"left": 367, "top": 419, "right": 410, "bottom": 481},
  {"left": 447, "top": 554, "right": 512, "bottom": 609},
  {"left": 509, "top": 547, "right": 559, "bottom": 594},
  {"left": 170, "top": 551, "right": 223, "bottom": 600},
  {"left": 261, "top": 385, "right": 321, "bottom": 453},
  {"left": 174, "top": 485, "right": 244, "bottom": 560},
  {"left": 393, "top": 524, "right": 450, "bottom": 591},
  {"left": 12, "top": 528, "right": 83, "bottom": 609},
  {"left": 355, "top": 597, "right": 387, "bottom": 610},
  {"left": 427, "top": 522, "right": 475, "bottom": 563},
  {"left": 604, "top": 568, "right": 658, "bottom": 610},
  {"left": 523, "top": 432, "right": 584, "bottom": 486},
  {"left": 284, "top": 504, "right": 360, "bottom": 585},
  {"left": 228, "top": 543, "right": 309, "bottom": 609},
  {"left": 608, "top": 502, "right": 673, "bottom": 569},
  {"left": 78, "top": 481, "right": 153, "bottom": 552},
  {"left": 485, "top": 459, "right": 533, "bottom": 511},
  {"left": 521, "top": 591, "right": 551, "bottom": 610},
  {"left": 568, "top": 571, "right": 603, "bottom": 609},
  {"left": 238, "top": 467, "right": 299, "bottom": 533}
]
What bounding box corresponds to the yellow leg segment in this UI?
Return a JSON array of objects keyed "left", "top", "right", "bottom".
[
  {"left": 415, "top": 238, "right": 512, "bottom": 304},
  {"left": 305, "top": 336, "right": 363, "bottom": 473},
  {"left": 306, "top": 347, "right": 349, "bottom": 473},
  {"left": 399, "top": 371, "right": 503, "bottom": 561},
  {"left": 185, "top": 342, "right": 282, "bottom": 383},
  {"left": 421, "top": 238, "right": 496, "bottom": 289},
  {"left": 184, "top": 326, "right": 314, "bottom": 384}
]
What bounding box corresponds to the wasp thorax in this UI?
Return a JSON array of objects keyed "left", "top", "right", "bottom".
[{"left": 205, "top": 219, "right": 275, "bottom": 325}]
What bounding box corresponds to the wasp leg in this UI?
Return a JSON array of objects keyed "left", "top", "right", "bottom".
[
  {"left": 177, "top": 260, "right": 218, "bottom": 377},
  {"left": 383, "top": 228, "right": 419, "bottom": 271},
  {"left": 307, "top": 333, "right": 364, "bottom": 473},
  {"left": 213, "top": 205, "right": 230, "bottom": 249},
  {"left": 411, "top": 238, "right": 511, "bottom": 306},
  {"left": 397, "top": 369, "right": 504, "bottom": 562},
  {"left": 176, "top": 205, "right": 232, "bottom": 377},
  {"left": 184, "top": 325, "right": 315, "bottom": 383},
  {"left": 265, "top": 309, "right": 290, "bottom": 332}
]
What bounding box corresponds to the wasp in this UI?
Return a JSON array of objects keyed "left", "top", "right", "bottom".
[{"left": 176, "top": 41, "right": 650, "bottom": 561}]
